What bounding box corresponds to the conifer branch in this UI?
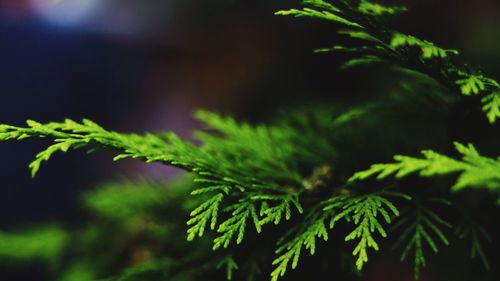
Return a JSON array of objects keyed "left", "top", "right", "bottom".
[
  {"left": 213, "top": 200, "right": 261, "bottom": 250},
  {"left": 1, "top": 1, "right": 499, "bottom": 280},
  {"left": 456, "top": 218, "right": 492, "bottom": 271},
  {"left": 392, "top": 198, "right": 451, "bottom": 279},
  {"left": 277, "top": 0, "right": 500, "bottom": 123},
  {"left": 271, "top": 191, "right": 408, "bottom": 281},
  {"left": 187, "top": 193, "right": 224, "bottom": 241},
  {"left": 326, "top": 192, "right": 407, "bottom": 270},
  {"left": 0, "top": 119, "right": 196, "bottom": 177},
  {"left": 270, "top": 207, "right": 330, "bottom": 281},
  {"left": 349, "top": 142, "right": 500, "bottom": 194},
  {"left": 216, "top": 256, "right": 239, "bottom": 280},
  {"left": 0, "top": 108, "right": 348, "bottom": 254}
]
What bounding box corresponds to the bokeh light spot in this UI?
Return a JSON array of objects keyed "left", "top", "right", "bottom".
[{"left": 30, "top": 0, "right": 100, "bottom": 27}]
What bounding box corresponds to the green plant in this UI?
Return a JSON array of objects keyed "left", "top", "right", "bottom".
[{"left": 1, "top": 1, "right": 499, "bottom": 280}]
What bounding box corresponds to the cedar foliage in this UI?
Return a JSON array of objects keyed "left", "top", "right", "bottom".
[{"left": 0, "top": 0, "right": 499, "bottom": 280}]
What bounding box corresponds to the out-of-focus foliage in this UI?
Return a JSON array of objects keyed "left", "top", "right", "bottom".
[
  {"left": 0, "top": 226, "right": 68, "bottom": 263},
  {"left": 0, "top": 179, "right": 220, "bottom": 281},
  {"left": 84, "top": 181, "right": 178, "bottom": 220}
]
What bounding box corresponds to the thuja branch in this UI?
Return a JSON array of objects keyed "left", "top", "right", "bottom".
[
  {"left": 0, "top": 113, "right": 326, "bottom": 255},
  {"left": 277, "top": 0, "right": 500, "bottom": 123},
  {"left": 350, "top": 142, "right": 500, "bottom": 196},
  {"left": 0, "top": 119, "right": 199, "bottom": 177}
]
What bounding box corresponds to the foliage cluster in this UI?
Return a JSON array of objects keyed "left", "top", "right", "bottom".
[{"left": 0, "top": 1, "right": 499, "bottom": 281}]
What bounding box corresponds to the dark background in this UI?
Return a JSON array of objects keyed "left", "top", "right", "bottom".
[{"left": 0, "top": 0, "right": 499, "bottom": 280}]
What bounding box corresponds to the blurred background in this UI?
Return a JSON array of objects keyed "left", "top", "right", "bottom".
[{"left": 0, "top": 0, "right": 499, "bottom": 280}]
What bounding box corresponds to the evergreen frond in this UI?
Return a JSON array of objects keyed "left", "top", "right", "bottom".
[
  {"left": 456, "top": 74, "right": 489, "bottom": 95},
  {"left": 213, "top": 195, "right": 303, "bottom": 250},
  {"left": 482, "top": 92, "right": 500, "bottom": 123},
  {"left": 357, "top": 0, "right": 406, "bottom": 16},
  {"left": 456, "top": 220, "right": 492, "bottom": 271},
  {"left": 390, "top": 33, "right": 459, "bottom": 59},
  {"left": 258, "top": 194, "right": 303, "bottom": 225},
  {"left": 278, "top": 0, "right": 500, "bottom": 123},
  {"left": 213, "top": 200, "right": 260, "bottom": 250},
  {"left": 392, "top": 199, "right": 451, "bottom": 279},
  {"left": 216, "top": 256, "right": 239, "bottom": 280},
  {"left": 326, "top": 192, "right": 405, "bottom": 270},
  {"left": 337, "top": 29, "right": 384, "bottom": 43},
  {"left": 194, "top": 110, "right": 304, "bottom": 184},
  {"left": 269, "top": 191, "right": 407, "bottom": 281},
  {"left": 270, "top": 208, "right": 330, "bottom": 281},
  {"left": 0, "top": 118, "right": 193, "bottom": 177},
  {"left": 350, "top": 142, "right": 500, "bottom": 193},
  {"left": 341, "top": 55, "right": 385, "bottom": 69},
  {"left": 275, "top": 1, "right": 363, "bottom": 28},
  {"left": 187, "top": 193, "right": 224, "bottom": 241},
  {"left": 0, "top": 110, "right": 337, "bottom": 254},
  {"left": 1, "top": 1, "right": 500, "bottom": 280}
]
